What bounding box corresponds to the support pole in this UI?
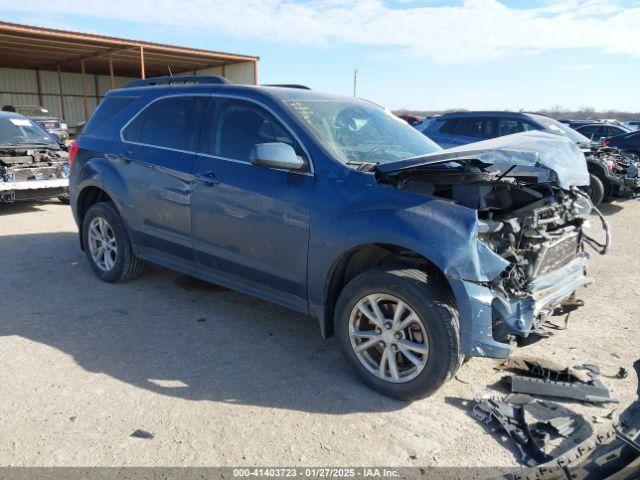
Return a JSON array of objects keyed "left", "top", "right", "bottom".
[
  {"left": 108, "top": 52, "right": 115, "bottom": 89},
  {"left": 222, "top": 64, "right": 226, "bottom": 79},
  {"left": 140, "top": 46, "right": 146, "bottom": 79},
  {"left": 253, "top": 61, "right": 258, "bottom": 85},
  {"left": 35, "top": 69, "right": 43, "bottom": 105},
  {"left": 81, "top": 59, "right": 88, "bottom": 121},
  {"left": 57, "top": 65, "right": 66, "bottom": 120},
  {"left": 94, "top": 73, "right": 100, "bottom": 106}
]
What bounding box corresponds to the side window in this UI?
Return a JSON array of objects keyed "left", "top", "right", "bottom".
[
  {"left": 607, "top": 127, "right": 621, "bottom": 137},
  {"left": 498, "top": 119, "right": 519, "bottom": 136},
  {"left": 123, "top": 97, "right": 202, "bottom": 151},
  {"left": 439, "top": 119, "right": 459, "bottom": 134},
  {"left": 579, "top": 126, "right": 596, "bottom": 138},
  {"left": 208, "top": 99, "right": 306, "bottom": 162},
  {"left": 457, "top": 118, "right": 495, "bottom": 138},
  {"left": 84, "top": 96, "right": 137, "bottom": 135},
  {"left": 520, "top": 120, "right": 537, "bottom": 132}
]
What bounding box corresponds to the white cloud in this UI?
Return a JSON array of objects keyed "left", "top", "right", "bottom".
[{"left": 2, "top": 0, "right": 639, "bottom": 64}]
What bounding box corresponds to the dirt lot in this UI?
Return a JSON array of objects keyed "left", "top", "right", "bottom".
[{"left": 0, "top": 199, "right": 638, "bottom": 467}]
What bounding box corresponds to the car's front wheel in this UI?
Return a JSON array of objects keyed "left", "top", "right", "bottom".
[
  {"left": 335, "top": 268, "right": 461, "bottom": 400},
  {"left": 589, "top": 174, "right": 605, "bottom": 206},
  {"left": 82, "top": 201, "right": 144, "bottom": 283}
]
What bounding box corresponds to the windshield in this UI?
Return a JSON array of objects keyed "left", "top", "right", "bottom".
[
  {"left": 529, "top": 114, "right": 592, "bottom": 145},
  {"left": 16, "top": 106, "right": 49, "bottom": 116},
  {"left": 284, "top": 99, "right": 441, "bottom": 165},
  {"left": 0, "top": 116, "right": 57, "bottom": 145}
]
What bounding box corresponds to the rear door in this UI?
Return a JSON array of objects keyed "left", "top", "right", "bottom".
[
  {"left": 119, "top": 95, "right": 206, "bottom": 270},
  {"left": 191, "top": 97, "right": 314, "bottom": 312}
]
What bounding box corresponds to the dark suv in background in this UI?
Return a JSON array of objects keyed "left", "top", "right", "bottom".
[
  {"left": 69, "top": 77, "right": 602, "bottom": 399},
  {"left": 421, "top": 111, "right": 640, "bottom": 205},
  {"left": 575, "top": 123, "right": 634, "bottom": 141}
]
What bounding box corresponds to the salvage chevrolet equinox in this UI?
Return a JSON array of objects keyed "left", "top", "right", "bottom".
[{"left": 69, "top": 76, "right": 607, "bottom": 400}]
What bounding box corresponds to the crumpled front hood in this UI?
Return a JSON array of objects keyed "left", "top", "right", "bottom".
[{"left": 377, "top": 131, "right": 590, "bottom": 190}]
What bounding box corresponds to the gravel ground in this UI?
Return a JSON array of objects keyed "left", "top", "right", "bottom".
[{"left": 0, "top": 199, "right": 638, "bottom": 467}]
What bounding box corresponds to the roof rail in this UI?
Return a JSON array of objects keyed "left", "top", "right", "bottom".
[
  {"left": 125, "top": 75, "right": 232, "bottom": 88},
  {"left": 263, "top": 84, "right": 311, "bottom": 90}
]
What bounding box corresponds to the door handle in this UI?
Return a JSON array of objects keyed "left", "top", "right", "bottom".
[{"left": 195, "top": 171, "right": 220, "bottom": 186}]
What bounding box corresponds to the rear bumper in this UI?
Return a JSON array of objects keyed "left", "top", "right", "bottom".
[{"left": 450, "top": 253, "right": 592, "bottom": 359}]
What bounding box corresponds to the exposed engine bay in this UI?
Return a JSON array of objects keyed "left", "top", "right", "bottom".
[
  {"left": 0, "top": 146, "right": 69, "bottom": 202},
  {"left": 586, "top": 145, "right": 640, "bottom": 196},
  {"left": 378, "top": 159, "right": 608, "bottom": 302}
]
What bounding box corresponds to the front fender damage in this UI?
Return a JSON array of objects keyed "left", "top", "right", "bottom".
[{"left": 376, "top": 132, "right": 610, "bottom": 359}]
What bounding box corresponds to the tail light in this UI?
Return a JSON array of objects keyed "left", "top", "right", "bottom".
[
  {"left": 603, "top": 138, "right": 611, "bottom": 146},
  {"left": 68, "top": 140, "right": 79, "bottom": 169},
  {"left": 605, "top": 160, "right": 614, "bottom": 171}
]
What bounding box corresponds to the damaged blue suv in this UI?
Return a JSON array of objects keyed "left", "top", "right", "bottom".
[{"left": 69, "top": 77, "right": 605, "bottom": 399}]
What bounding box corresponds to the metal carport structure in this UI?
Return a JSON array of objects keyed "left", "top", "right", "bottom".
[{"left": 0, "top": 21, "right": 259, "bottom": 126}]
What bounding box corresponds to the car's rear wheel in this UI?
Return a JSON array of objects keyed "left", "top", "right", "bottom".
[
  {"left": 335, "top": 268, "right": 460, "bottom": 400},
  {"left": 82, "top": 201, "right": 144, "bottom": 283}
]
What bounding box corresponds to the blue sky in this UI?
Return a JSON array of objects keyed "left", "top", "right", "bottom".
[{"left": 1, "top": 0, "right": 639, "bottom": 111}]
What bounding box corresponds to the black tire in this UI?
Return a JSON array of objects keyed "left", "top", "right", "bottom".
[
  {"left": 589, "top": 174, "right": 605, "bottom": 207},
  {"left": 82, "top": 201, "right": 144, "bottom": 283},
  {"left": 335, "top": 268, "right": 460, "bottom": 400}
]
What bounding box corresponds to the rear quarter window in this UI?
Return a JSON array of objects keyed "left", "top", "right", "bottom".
[
  {"left": 123, "top": 96, "right": 203, "bottom": 151},
  {"left": 83, "top": 96, "right": 137, "bottom": 135}
]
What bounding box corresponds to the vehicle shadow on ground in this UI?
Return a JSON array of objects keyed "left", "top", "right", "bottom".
[
  {"left": 598, "top": 199, "right": 637, "bottom": 216},
  {"left": 0, "top": 200, "right": 63, "bottom": 216},
  {"left": 0, "top": 231, "right": 406, "bottom": 414}
]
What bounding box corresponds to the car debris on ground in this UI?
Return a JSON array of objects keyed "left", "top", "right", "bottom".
[
  {"left": 470, "top": 360, "right": 640, "bottom": 479},
  {"left": 496, "top": 355, "right": 618, "bottom": 404}
]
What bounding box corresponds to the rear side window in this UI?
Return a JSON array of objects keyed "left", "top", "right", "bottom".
[
  {"left": 498, "top": 119, "right": 519, "bottom": 136},
  {"left": 578, "top": 126, "right": 598, "bottom": 138},
  {"left": 456, "top": 117, "right": 495, "bottom": 138},
  {"left": 438, "top": 119, "right": 459, "bottom": 134},
  {"left": 83, "top": 96, "right": 137, "bottom": 134},
  {"left": 123, "top": 97, "right": 202, "bottom": 151}
]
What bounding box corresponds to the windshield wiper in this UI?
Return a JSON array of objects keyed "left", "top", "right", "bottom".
[{"left": 345, "top": 160, "right": 377, "bottom": 172}]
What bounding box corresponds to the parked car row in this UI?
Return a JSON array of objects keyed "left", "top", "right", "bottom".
[
  {"left": 415, "top": 111, "right": 640, "bottom": 206},
  {"left": 62, "top": 76, "right": 611, "bottom": 399}
]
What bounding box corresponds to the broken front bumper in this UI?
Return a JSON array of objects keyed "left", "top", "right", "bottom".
[
  {"left": 0, "top": 178, "right": 69, "bottom": 202},
  {"left": 450, "top": 253, "right": 593, "bottom": 359}
]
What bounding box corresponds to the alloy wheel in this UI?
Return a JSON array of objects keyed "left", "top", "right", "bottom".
[
  {"left": 349, "top": 293, "right": 429, "bottom": 383},
  {"left": 87, "top": 216, "right": 117, "bottom": 272}
]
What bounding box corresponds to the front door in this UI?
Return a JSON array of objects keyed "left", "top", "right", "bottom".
[{"left": 191, "top": 97, "right": 314, "bottom": 312}]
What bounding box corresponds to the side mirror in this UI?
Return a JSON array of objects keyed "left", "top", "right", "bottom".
[{"left": 250, "top": 142, "right": 305, "bottom": 171}]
